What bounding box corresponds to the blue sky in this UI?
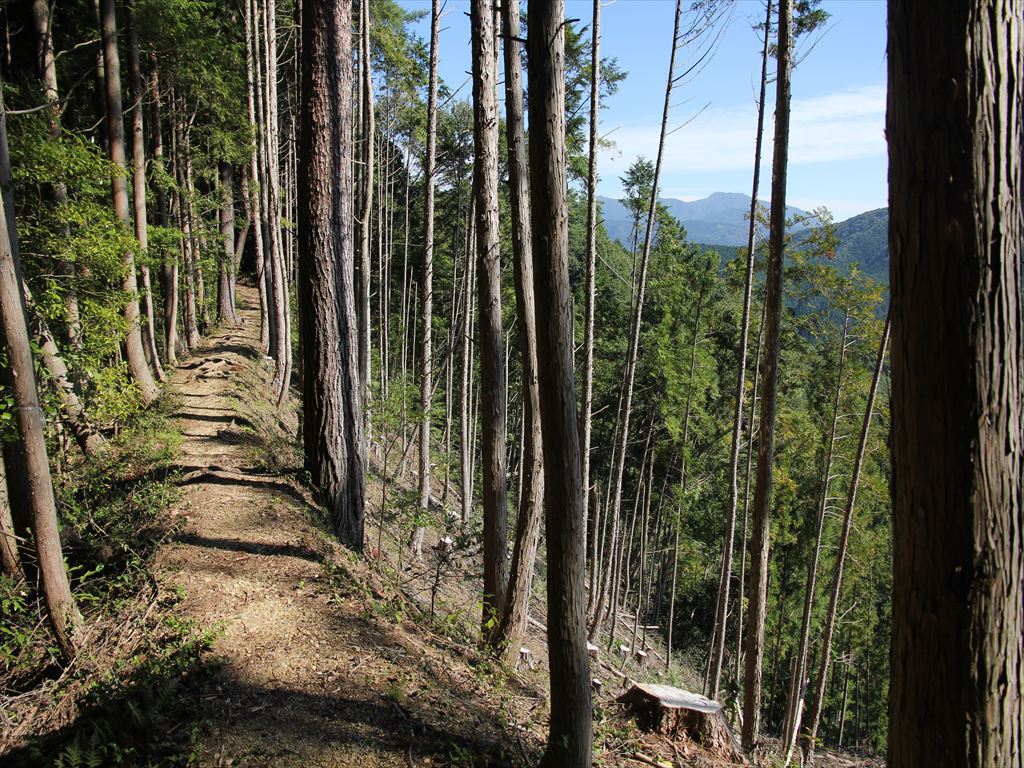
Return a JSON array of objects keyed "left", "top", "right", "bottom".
[{"left": 399, "top": 0, "right": 888, "bottom": 221}]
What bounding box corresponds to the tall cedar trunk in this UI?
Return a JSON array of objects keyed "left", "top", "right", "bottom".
[
  {"left": 218, "top": 162, "right": 237, "bottom": 324},
  {"left": 803, "top": 314, "right": 889, "bottom": 766},
  {"left": 742, "top": 0, "right": 792, "bottom": 749},
  {"left": 127, "top": 0, "right": 164, "bottom": 381},
  {"left": 495, "top": 0, "right": 544, "bottom": 661},
  {"left": 782, "top": 311, "right": 850, "bottom": 763},
  {"left": 580, "top": 0, "right": 600, "bottom": 570},
  {"left": 298, "top": 0, "right": 364, "bottom": 551},
  {"left": 30, "top": 0, "right": 82, "bottom": 360},
  {"left": 887, "top": 1, "right": 1022, "bottom": 762},
  {"left": 245, "top": 0, "right": 270, "bottom": 354},
  {"left": 149, "top": 57, "right": 178, "bottom": 366},
  {"left": 99, "top": 0, "right": 159, "bottom": 404},
  {"left": 708, "top": 0, "right": 772, "bottom": 701},
  {"left": 471, "top": 0, "right": 508, "bottom": 639},
  {"left": 418, "top": 0, "right": 439, "bottom": 548},
  {"left": 357, "top": 0, "right": 373, "bottom": 425},
  {"left": 0, "top": 114, "right": 81, "bottom": 656},
  {"left": 604, "top": 0, "right": 681, "bottom": 645},
  {"left": 527, "top": 1, "right": 592, "bottom": 761}
]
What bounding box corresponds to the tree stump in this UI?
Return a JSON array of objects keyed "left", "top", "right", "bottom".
[{"left": 616, "top": 683, "right": 743, "bottom": 762}]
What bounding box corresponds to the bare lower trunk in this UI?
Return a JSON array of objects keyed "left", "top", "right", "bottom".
[
  {"left": 527, "top": 2, "right": 592, "bottom": 761},
  {"left": 357, "top": 0, "right": 373, "bottom": 426}
]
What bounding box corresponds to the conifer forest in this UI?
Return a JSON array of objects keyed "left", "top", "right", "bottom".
[{"left": 0, "top": 0, "right": 1020, "bottom": 766}]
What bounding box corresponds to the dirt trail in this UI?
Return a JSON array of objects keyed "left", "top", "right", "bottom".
[{"left": 156, "top": 288, "right": 525, "bottom": 767}]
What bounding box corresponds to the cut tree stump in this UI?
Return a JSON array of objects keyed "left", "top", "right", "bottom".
[{"left": 616, "top": 683, "right": 743, "bottom": 763}]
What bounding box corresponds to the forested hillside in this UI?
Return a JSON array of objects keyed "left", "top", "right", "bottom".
[{"left": 0, "top": 1, "right": 1019, "bottom": 767}]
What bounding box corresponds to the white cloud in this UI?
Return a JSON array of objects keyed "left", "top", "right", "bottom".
[{"left": 598, "top": 84, "right": 887, "bottom": 176}]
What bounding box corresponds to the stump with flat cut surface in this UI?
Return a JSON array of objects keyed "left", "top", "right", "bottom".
[{"left": 616, "top": 683, "right": 743, "bottom": 762}]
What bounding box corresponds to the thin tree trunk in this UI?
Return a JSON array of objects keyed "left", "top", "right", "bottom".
[
  {"left": 126, "top": 0, "right": 164, "bottom": 381},
  {"left": 149, "top": 56, "right": 177, "bottom": 366},
  {"left": 357, "top": 0, "right": 373, "bottom": 426},
  {"left": 495, "top": 0, "right": 544, "bottom": 662},
  {"left": 527, "top": 1, "right": 592, "bottom": 760},
  {"left": 298, "top": 0, "right": 364, "bottom": 550},
  {"left": 417, "top": 0, "right": 440, "bottom": 556},
  {"left": 708, "top": 0, "right": 771, "bottom": 702},
  {"left": 471, "top": 0, "right": 508, "bottom": 640},
  {"left": 735, "top": 296, "right": 767, "bottom": 685},
  {"left": 803, "top": 315, "right": 889, "bottom": 765},
  {"left": 0, "top": 97, "right": 81, "bottom": 656},
  {"left": 218, "top": 162, "right": 237, "bottom": 324},
  {"left": 782, "top": 311, "right": 851, "bottom": 764},
  {"left": 99, "top": 0, "right": 159, "bottom": 404},
  {"left": 605, "top": 0, "right": 682, "bottom": 656},
  {"left": 742, "top": 0, "right": 792, "bottom": 749},
  {"left": 30, "top": 0, "right": 82, "bottom": 361},
  {"left": 579, "top": 0, "right": 601, "bottom": 553},
  {"left": 246, "top": 0, "right": 270, "bottom": 354}
]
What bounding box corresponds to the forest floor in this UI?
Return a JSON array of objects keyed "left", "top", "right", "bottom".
[{"left": 2, "top": 286, "right": 883, "bottom": 768}]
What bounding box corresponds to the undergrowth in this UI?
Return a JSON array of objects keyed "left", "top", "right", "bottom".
[{"left": 1, "top": 395, "right": 217, "bottom": 766}]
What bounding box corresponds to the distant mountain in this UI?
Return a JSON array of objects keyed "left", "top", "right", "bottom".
[
  {"left": 831, "top": 207, "right": 888, "bottom": 285},
  {"left": 598, "top": 192, "right": 890, "bottom": 285},
  {"left": 598, "top": 191, "right": 808, "bottom": 248}
]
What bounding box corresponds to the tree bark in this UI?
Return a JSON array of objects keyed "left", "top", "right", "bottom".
[
  {"left": 495, "top": 0, "right": 544, "bottom": 661},
  {"left": 298, "top": 0, "right": 364, "bottom": 551},
  {"left": 471, "top": 0, "right": 508, "bottom": 639},
  {"left": 742, "top": 0, "right": 792, "bottom": 749},
  {"left": 527, "top": 1, "right": 592, "bottom": 761},
  {"left": 888, "top": 1, "right": 1022, "bottom": 762},
  {"left": 708, "top": 0, "right": 772, "bottom": 702},
  {"left": 99, "top": 0, "right": 159, "bottom": 404},
  {"left": 803, "top": 314, "right": 889, "bottom": 766}
]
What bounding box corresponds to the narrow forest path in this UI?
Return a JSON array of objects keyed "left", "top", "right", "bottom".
[{"left": 154, "top": 287, "right": 528, "bottom": 767}]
